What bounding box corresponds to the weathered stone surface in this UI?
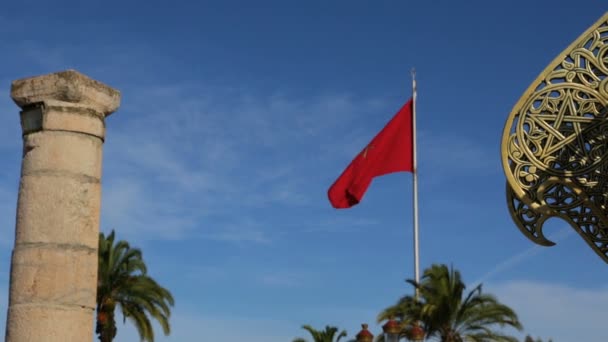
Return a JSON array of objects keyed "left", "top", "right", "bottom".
[
  {"left": 5, "top": 70, "right": 119, "bottom": 342},
  {"left": 21, "top": 131, "right": 103, "bottom": 180},
  {"left": 9, "top": 246, "right": 97, "bottom": 307},
  {"left": 5, "top": 305, "right": 94, "bottom": 342},
  {"left": 21, "top": 105, "right": 106, "bottom": 138},
  {"left": 11, "top": 69, "right": 121, "bottom": 117},
  {"left": 15, "top": 175, "right": 101, "bottom": 248}
]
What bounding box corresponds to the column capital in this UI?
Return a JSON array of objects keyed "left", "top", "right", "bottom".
[{"left": 10, "top": 70, "right": 121, "bottom": 117}]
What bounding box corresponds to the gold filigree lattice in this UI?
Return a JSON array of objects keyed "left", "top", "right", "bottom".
[{"left": 502, "top": 12, "right": 608, "bottom": 262}]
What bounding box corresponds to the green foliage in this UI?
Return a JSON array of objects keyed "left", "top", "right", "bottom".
[
  {"left": 293, "top": 325, "right": 347, "bottom": 342},
  {"left": 378, "top": 264, "right": 523, "bottom": 342},
  {"left": 96, "top": 230, "right": 175, "bottom": 342}
]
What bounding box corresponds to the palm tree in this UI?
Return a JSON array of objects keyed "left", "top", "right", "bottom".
[
  {"left": 378, "top": 264, "right": 523, "bottom": 342},
  {"left": 293, "top": 325, "right": 348, "bottom": 342},
  {"left": 96, "top": 230, "right": 175, "bottom": 342}
]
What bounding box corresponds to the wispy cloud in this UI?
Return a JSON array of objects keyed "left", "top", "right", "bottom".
[
  {"left": 114, "top": 312, "right": 299, "bottom": 342},
  {"left": 0, "top": 185, "right": 16, "bottom": 247},
  {"left": 196, "top": 222, "right": 272, "bottom": 244},
  {"left": 418, "top": 130, "right": 499, "bottom": 183},
  {"left": 472, "top": 227, "right": 575, "bottom": 286},
  {"left": 258, "top": 271, "right": 307, "bottom": 287},
  {"left": 0, "top": 92, "right": 21, "bottom": 150},
  {"left": 15, "top": 40, "right": 72, "bottom": 72},
  {"left": 112, "top": 303, "right": 383, "bottom": 342},
  {"left": 100, "top": 82, "right": 392, "bottom": 243},
  {"left": 492, "top": 281, "right": 608, "bottom": 341},
  {"left": 0, "top": 284, "right": 6, "bottom": 338},
  {"left": 180, "top": 265, "right": 231, "bottom": 285},
  {"left": 291, "top": 217, "right": 380, "bottom": 234}
]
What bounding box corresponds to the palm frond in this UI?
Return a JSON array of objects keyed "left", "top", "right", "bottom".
[
  {"left": 96, "top": 230, "right": 174, "bottom": 342},
  {"left": 377, "top": 264, "right": 521, "bottom": 342}
]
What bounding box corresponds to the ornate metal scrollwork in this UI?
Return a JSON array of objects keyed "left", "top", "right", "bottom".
[{"left": 502, "top": 12, "right": 608, "bottom": 262}]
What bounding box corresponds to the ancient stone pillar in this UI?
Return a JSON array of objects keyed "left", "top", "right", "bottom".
[{"left": 5, "top": 70, "right": 120, "bottom": 342}]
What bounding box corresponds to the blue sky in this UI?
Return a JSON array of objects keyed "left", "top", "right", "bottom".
[{"left": 1, "top": 1, "right": 608, "bottom": 341}]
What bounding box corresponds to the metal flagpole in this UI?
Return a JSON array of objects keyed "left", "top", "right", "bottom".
[{"left": 411, "top": 68, "right": 420, "bottom": 299}]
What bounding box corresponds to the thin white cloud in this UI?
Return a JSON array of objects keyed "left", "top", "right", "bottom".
[
  {"left": 112, "top": 304, "right": 384, "bottom": 342},
  {"left": 0, "top": 284, "right": 5, "bottom": 339},
  {"left": 0, "top": 93, "right": 21, "bottom": 150},
  {"left": 418, "top": 130, "right": 499, "bottom": 181},
  {"left": 0, "top": 185, "right": 16, "bottom": 247},
  {"left": 472, "top": 226, "right": 575, "bottom": 287},
  {"left": 258, "top": 272, "right": 307, "bottom": 287},
  {"left": 99, "top": 83, "right": 392, "bottom": 243},
  {"left": 292, "top": 217, "right": 380, "bottom": 234},
  {"left": 197, "top": 226, "right": 272, "bottom": 244},
  {"left": 492, "top": 281, "right": 608, "bottom": 341},
  {"left": 180, "top": 265, "right": 230, "bottom": 285},
  {"left": 114, "top": 312, "right": 299, "bottom": 342},
  {"left": 16, "top": 40, "right": 72, "bottom": 72},
  {"left": 101, "top": 177, "right": 199, "bottom": 241}
]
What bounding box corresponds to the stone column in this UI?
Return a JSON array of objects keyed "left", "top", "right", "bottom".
[{"left": 5, "top": 70, "right": 121, "bottom": 342}]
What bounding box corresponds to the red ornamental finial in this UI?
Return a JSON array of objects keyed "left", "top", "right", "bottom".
[
  {"left": 410, "top": 323, "right": 425, "bottom": 340},
  {"left": 356, "top": 323, "right": 374, "bottom": 342},
  {"left": 382, "top": 318, "right": 400, "bottom": 334}
]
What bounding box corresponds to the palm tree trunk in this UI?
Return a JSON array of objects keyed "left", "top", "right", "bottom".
[
  {"left": 97, "top": 310, "right": 117, "bottom": 342},
  {"left": 442, "top": 330, "right": 461, "bottom": 342}
]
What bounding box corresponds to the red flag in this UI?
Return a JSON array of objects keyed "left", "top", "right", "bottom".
[{"left": 328, "top": 99, "right": 414, "bottom": 208}]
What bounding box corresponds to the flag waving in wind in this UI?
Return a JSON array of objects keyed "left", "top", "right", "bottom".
[{"left": 328, "top": 99, "right": 414, "bottom": 209}]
